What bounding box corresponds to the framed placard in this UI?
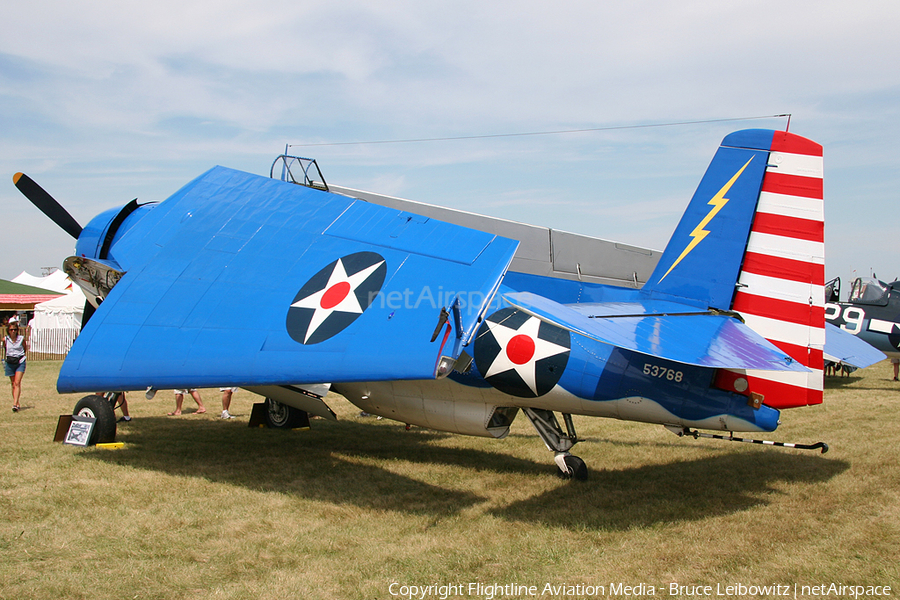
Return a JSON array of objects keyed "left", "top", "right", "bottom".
[{"left": 64, "top": 416, "right": 95, "bottom": 447}]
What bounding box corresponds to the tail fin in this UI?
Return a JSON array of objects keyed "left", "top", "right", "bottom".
[
  {"left": 642, "top": 129, "right": 825, "bottom": 408},
  {"left": 641, "top": 131, "right": 771, "bottom": 309}
]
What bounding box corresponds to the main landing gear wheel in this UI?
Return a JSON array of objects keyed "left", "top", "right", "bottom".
[
  {"left": 73, "top": 394, "right": 117, "bottom": 445},
  {"left": 264, "top": 397, "right": 307, "bottom": 429},
  {"left": 555, "top": 453, "right": 588, "bottom": 480},
  {"left": 522, "top": 407, "right": 588, "bottom": 480}
]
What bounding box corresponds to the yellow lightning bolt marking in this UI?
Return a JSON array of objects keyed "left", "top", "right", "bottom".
[{"left": 657, "top": 156, "right": 754, "bottom": 283}]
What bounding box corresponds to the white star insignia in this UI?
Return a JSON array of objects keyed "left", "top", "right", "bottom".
[
  {"left": 483, "top": 315, "right": 569, "bottom": 395},
  {"left": 291, "top": 257, "right": 384, "bottom": 343}
]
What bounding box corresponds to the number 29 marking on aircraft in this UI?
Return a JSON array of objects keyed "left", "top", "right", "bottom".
[
  {"left": 643, "top": 363, "right": 684, "bottom": 382},
  {"left": 825, "top": 303, "right": 866, "bottom": 334}
]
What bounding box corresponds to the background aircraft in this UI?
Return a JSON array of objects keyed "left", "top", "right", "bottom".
[
  {"left": 825, "top": 275, "right": 897, "bottom": 370},
  {"left": 15, "top": 129, "right": 833, "bottom": 479}
]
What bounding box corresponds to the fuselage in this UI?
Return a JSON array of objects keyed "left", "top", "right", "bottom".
[{"left": 339, "top": 270, "right": 780, "bottom": 436}]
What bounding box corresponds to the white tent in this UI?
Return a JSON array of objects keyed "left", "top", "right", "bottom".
[
  {"left": 29, "top": 286, "right": 84, "bottom": 356},
  {"left": 32, "top": 286, "right": 85, "bottom": 329},
  {"left": 12, "top": 269, "right": 72, "bottom": 294}
]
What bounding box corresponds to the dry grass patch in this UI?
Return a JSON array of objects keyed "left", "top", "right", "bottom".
[{"left": 0, "top": 360, "right": 898, "bottom": 599}]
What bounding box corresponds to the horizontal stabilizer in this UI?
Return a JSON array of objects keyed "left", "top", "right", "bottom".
[
  {"left": 503, "top": 291, "right": 810, "bottom": 372},
  {"left": 824, "top": 323, "right": 885, "bottom": 369}
]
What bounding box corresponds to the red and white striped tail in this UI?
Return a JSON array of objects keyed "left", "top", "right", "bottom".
[{"left": 720, "top": 132, "right": 825, "bottom": 408}]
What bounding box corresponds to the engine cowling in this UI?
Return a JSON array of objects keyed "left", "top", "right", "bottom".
[
  {"left": 65, "top": 201, "right": 157, "bottom": 311},
  {"left": 75, "top": 200, "right": 156, "bottom": 267}
]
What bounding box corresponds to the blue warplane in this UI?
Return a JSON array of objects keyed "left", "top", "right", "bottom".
[{"left": 15, "top": 129, "right": 842, "bottom": 478}]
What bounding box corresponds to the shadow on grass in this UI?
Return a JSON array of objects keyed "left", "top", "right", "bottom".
[
  {"left": 824, "top": 376, "right": 868, "bottom": 389},
  {"left": 823, "top": 375, "right": 900, "bottom": 391},
  {"left": 491, "top": 451, "right": 849, "bottom": 531},
  {"left": 81, "top": 414, "right": 849, "bottom": 530},
  {"left": 81, "top": 415, "right": 521, "bottom": 515}
]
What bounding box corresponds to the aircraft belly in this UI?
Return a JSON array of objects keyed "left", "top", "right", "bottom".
[
  {"left": 336, "top": 380, "right": 512, "bottom": 438},
  {"left": 522, "top": 384, "right": 773, "bottom": 432},
  {"left": 338, "top": 376, "right": 775, "bottom": 434}
]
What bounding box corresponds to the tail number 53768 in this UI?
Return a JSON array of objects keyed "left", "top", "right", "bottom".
[{"left": 643, "top": 363, "right": 683, "bottom": 382}]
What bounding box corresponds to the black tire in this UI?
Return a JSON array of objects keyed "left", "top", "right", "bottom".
[
  {"left": 73, "top": 395, "right": 117, "bottom": 445},
  {"left": 557, "top": 455, "right": 588, "bottom": 481},
  {"left": 265, "top": 398, "right": 307, "bottom": 429}
]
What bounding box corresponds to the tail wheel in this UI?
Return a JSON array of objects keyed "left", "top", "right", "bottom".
[
  {"left": 265, "top": 398, "right": 307, "bottom": 429},
  {"left": 73, "top": 395, "right": 117, "bottom": 445}
]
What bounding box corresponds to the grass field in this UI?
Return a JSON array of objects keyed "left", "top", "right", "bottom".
[{"left": 0, "top": 361, "right": 898, "bottom": 600}]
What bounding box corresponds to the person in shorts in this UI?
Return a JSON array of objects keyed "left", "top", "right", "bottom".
[
  {"left": 4, "top": 322, "right": 26, "bottom": 412},
  {"left": 220, "top": 387, "right": 238, "bottom": 419},
  {"left": 169, "top": 389, "right": 206, "bottom": 415}
]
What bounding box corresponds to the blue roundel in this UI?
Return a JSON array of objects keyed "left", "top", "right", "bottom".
[
  {"left": 286, "top": 252, "right": 386, "bottom": 345},
  {"left": 474, "top": 307, "right": 570, "bottom": 398}
]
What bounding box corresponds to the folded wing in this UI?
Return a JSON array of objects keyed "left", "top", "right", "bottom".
[{"left": 59, "top": 167, "right": 518, "bottom": 392}]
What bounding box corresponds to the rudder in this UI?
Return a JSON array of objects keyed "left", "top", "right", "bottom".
[{"left": 717, "top": 130, "right": 825, "bottom": 408}]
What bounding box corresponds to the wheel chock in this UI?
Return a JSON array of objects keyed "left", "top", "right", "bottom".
[{"left": 96, "top": 442, "right": 125, "bottom": 450}]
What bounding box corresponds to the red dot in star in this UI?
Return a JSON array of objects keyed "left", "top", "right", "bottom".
[
  {"left": 320, "top": 282, "right": 351, "bottom": 309},
  {"left": 506, "top": 334, "right": 535, "bottom": 365}
]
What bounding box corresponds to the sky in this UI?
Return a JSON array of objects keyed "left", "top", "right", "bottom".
[{"left": 2, "top": 1, "right": 899, "bottom": 289}]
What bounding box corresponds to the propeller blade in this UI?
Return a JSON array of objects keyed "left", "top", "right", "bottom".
[
  {"left": 12, "top": 172, "right": 83, "bottom": 239},
  {"left": 81, "top": 298, "right": 96, "bottom": 328}
]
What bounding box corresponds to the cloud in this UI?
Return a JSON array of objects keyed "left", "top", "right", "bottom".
[{"left": 2, "top": 1, "right": 900, "bottom": 281}]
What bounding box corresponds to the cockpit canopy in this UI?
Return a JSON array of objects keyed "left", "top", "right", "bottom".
[{"left": 848, "top": 277, "right": 891, "bottom": 306}]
